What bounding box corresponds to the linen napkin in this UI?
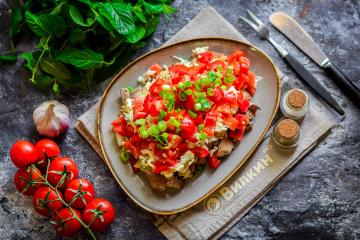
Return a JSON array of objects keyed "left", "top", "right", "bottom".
[{"left": 76, "top": 6, "right": 335, "bottom": 240}]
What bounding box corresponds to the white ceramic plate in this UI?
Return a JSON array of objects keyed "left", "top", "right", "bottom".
[{"left": 98, "top": 38, "right": 280, "bottom": 215}]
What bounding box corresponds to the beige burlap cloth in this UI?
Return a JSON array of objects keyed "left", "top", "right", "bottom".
[{"left": 76, "top": 6, "right": 335, "bottom": 240}]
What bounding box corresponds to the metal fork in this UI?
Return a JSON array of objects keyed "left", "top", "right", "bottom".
[{"left": 240, "top": 10, "right": 344, "bottom": 115}]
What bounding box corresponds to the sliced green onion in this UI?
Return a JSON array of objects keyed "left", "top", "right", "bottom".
[
  {"left": 147, "top": 125, "right": 160, "bottom": 136},
  {"left": 200, "top": 99, "right": 211, "bottom": 110},
  {"left": 178, "top": 82, "right": 185, "bottom": 90},
  {"left": 179, "top": 91, "right": 187, "bottom": 101},
  {"left": 207, "top": 87, "right": 214, "bottom": 96},
  {"left": 135, "top": 118, "right": 146, "bottom": 126},
  {"left": 226, "top": 66, "right": 233, "bottom": 75},
  {"left": 119, "top": 150, "right": 131, "bottom": 162},
  {"left": 157, "top": 132, "right": 169, "bottom": 145},
  {"left": 194, "top": 82, "right": 201, "bottom": 91},
  {"left": 196, "top": 132, "right": 208, "bottom": 141},
  {"left": 201, "top": 76, "right": 211, "bottom": 86},
  {"left": 214, "top": 78, "right": 222, "bottom": 87},
  {"left": 216, "top": 65, "right": 223, "bottom": 73},
  {"left": 221, "top": 85, "right": 227, "bottom": 90},
  {"left": 207, "top": 70, "right": 216, "bottom": 81},
  {"left": 185, "top": 89, "right": 193, "bottom": 95},
  {"left": 194, "top": 103, "right": 202, "bottom": 111},
  {"left": 188, "top": 110, "right": 197, "bottom": 119},
  {"left": 169, "top": 117, "right": 180, "bottom": 128},
  {"left": 184, "top": 80, "right": 192, "bottom": 88},
  {"left": 158, "top": 120, "right": 167, "bottom": 132},
  {"left": 224, "top": 75, "right": 235, "bottom": 84},
  {"left": 198, "top": 124, "right": 204, "bottom": 131},
  {"left": 158, "top": 110, "right": 167, "bottom": 121},
  {"left": 139, "top": 126, "right": 149, "bottom": 138}
]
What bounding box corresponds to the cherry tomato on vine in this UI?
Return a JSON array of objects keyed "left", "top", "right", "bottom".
[
  {"left": 82, "top": 198, "right": 115, "bottom": 232},
  {"left": 64, "top": 179, "right": 95, "bottom": 209},
  {"left": 47, "top": 157, "right": 79, "bottom": 188},
  {"left": 14, "top": 166, "right": 44, "bottom": 195},
  {"left": 33, "top": 187, "right": 63, "bottom": 217},
  {"left": 35, "top": 139, "right": 60, "bottom": 168},
  {"left": 53, "top": 208, "right": 82, "bottom": 237},
  {"left": 10, "top": 140, "right": 39, "bottom": 168}
]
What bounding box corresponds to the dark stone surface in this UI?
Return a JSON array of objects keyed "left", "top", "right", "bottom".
[{"left": 1, "top": 0, "right": 359, "bottom": 239}]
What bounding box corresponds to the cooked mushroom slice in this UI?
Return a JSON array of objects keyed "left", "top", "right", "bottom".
[
  {"left": 120, "top": 88, "right": 130, "bottom": 104},
  {"left": 216, "top": 138, "right": 235, "bottom": 157},
  {"left": 166, "top": 176, "right": 184, "bottom": 190},
  {"left": 145, "top": 172, "right": 166, "bottom": 192},
  {"left": 245, "top": 104, "right": 261, "bottom": 132}
]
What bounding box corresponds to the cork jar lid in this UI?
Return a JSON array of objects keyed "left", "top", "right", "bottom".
[
  {"left": 273, "top": 118, "right": 300, "bottom": 147},
  {"left": 287, "top": 89, "right": 307, "bottom": 109}
]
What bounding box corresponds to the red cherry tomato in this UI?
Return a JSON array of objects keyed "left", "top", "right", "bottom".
[
  {"left": 33, "top": 187, "right": 63, "bottom": 217},
  {"left": 35, "top": 139, "right": 61, "bottom": 168},
  {"left": 47, "top": 157, "right": 79, "bottom": 188},
  {"left": 82, "top": 198, "right": 115, "bottom": 232},
  {"left": 10, "top": 140, "right": 39, "bottom": 168},
  {"left": 64, "top": 179, "right": 95, "bottom": 209},
  {"left": 53, "top": 208, "right": 82, "bottom": 237},
  {"left": 14, "top": 166, "right": 44, "bottom": 195}
]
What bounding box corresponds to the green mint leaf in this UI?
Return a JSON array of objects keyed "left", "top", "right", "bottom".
[
  {"left": 21, "top": 52, "right": 36, "bottom": 71},
  {"left": 142, "top": 1, "right": 164, "bottom": 14},
  {"left": 144, "top": 15, "right": 160, "bottom": 37},
  {"left": 56, "top": 49, "right": 104, "bottom": 69},
  {"left": 34, "top": 74, "right": 54, "bottom": 90},
  {"left": 25, "top": 11, "right": 67, "bottom": 37},
  {"left": 126, "top": 26, "right": 145, "bottom": 43},
  {"left": 93, "top": 2, "right": 135, "bottom": 35},
  {"left": 69, "top": 5, "right": 95, "bottom": 27},
  {"left": 132, "top": 5, "right": 147, "bottom": 23},
  {"left": 0, "top": 54, "right": 18, "bottom": 62},
  {"left": 50, "top": 1, "right": 68, "bottom": 15},
  {"left": 40, "top": 56, "right": 71, "bottom": 80}
]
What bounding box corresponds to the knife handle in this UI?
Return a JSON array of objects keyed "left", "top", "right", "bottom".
[
  {"left": 323, "top": 63, "right": 360, "bottom": 106},
  {"left": 283, "top": 54, "right": 344, "bottom": 115}
]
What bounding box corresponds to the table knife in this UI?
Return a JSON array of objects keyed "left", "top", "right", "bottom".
[{"left": 270, "top": 12, "right": 360, "bottom": 106}]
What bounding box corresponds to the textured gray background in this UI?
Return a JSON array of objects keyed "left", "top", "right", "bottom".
[{"left": 1, "top": 0, "right": 359, "bottom": 239}]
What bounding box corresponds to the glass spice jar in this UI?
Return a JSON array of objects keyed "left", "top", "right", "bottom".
[
  {"left": 280, "top": 88, "right": 309, "bottom": 122},
  {"left": 272, "top": 118, "right": 300, "bottom": 150}
]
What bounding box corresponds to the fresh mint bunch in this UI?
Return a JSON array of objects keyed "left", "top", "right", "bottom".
[{"left": 1, "top": 0, "right": 176, "bottom": 94}]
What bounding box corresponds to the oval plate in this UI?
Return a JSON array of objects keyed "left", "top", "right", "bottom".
[{"left": 98, "top": 38, "right": 280, "bottom": 215}]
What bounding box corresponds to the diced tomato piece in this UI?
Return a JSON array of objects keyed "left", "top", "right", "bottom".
[
  {"left": 113, "top": 117, "right": 134, "bottom": 137},
  {"left": 194, "top": 114, "right": 204, "bottom": 125},
  {"left": 185, "top": 95, "right": 195, "bottom": 110},
  {"left": 212, "top": 87, "right": 224, "bottom": 102},
  {"left": 153, "top": 165, "right": 170, "bottom": 174},
  {"left": 238, "top": 99, "right": 250, "bottom": 113},
  {"left": 234, "top": 113, "right": 249, "bottom": 131},
  {"left": 228, "top": 129, "right": 245, "bottom": 141},
  {"left": 203, "top": 127, "right": 214, "bottom": 137},
  {"left": 193, "top": 147, "right": 209, "bottom": 158},
  {"left": 228, "top": 50, "right": 245, "bottom": 63},
  {"left": 223, "top": 116, "right": 239, "bottom": 131},
  {"left": 150, "top": 63, "right": 163, "bottom": 74},
  {"left": 204, "top": 113, "right": 217, "bottom": 128},
  {"left": 124, "top": 141, "right": 140, "bottom": 157},
  {"left": 247, "top": 71, "right": 256, "bottom": 96},
  {"left": 181, "top": 115, "right": 196, "bottom": 133},
  {"left": 198, "top": 51, "right": 215, "bottom": 64},
  {"left": 208, "top": 155, "right": 221, "bottom": 169},
  {"left": 133, "top": 112, "right": 147, "bottom": 120},
  {"left": 171, "top": 75, "right": 182, "bottom": 84},
  {"left": 215, "top": 103, "right": 232, "bottom": 117},
  {"left": 169, "top": 64, "right": 189, "bottom": 75}
]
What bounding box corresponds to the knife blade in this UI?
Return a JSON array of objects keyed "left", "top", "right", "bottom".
[{"left": 270, "top": 12, "right": 360, "bottom": 107}]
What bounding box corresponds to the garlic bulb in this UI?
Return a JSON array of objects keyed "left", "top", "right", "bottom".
[{"left": 33, "top": 100, "right": 70, "bottom": 137}]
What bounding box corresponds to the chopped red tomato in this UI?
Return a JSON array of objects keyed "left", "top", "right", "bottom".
[
  {"left": 193, "top": 147, "right": 209, "bottom": 158},
  {"left": 228, "top": 129, "right": 245, "bottom": 141},
  {"left": 150, "top": 63, "right": 163, "bottom": 74},
  {"left": 208, "top": 155, "right": 221, "bottom": 169},
  {"left": 198, "top": 51, "right": 215, "bottom": 64}
]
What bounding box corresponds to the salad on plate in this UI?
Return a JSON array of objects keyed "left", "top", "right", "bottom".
[{"left": 112, "top": 47, "right": 259, "bottom": 191}]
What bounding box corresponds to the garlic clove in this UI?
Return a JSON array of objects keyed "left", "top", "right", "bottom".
[{"left": 33, "top": 100, "right": 70, "bottom": 138}]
